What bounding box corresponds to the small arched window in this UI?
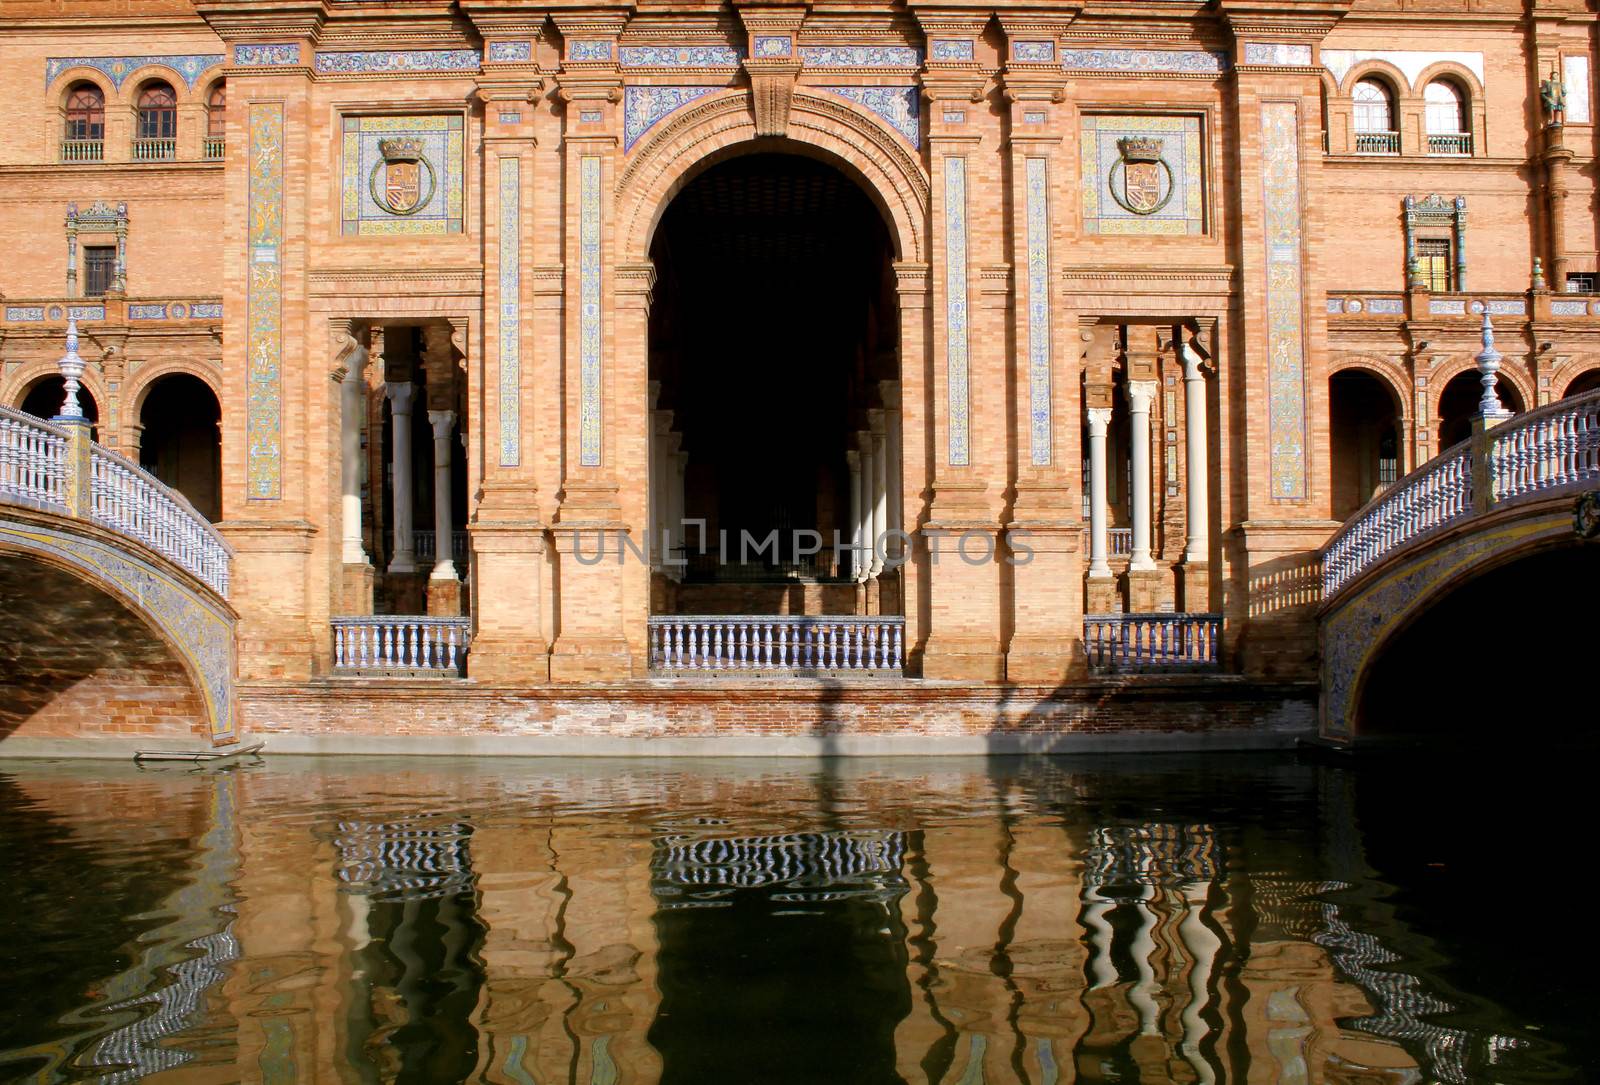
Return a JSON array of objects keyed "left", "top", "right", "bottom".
[
  {"left": 1353, "top": 78, "right": 1398, "bottom": 154},
  {"left": 136, "top": 81, "right": 177, "bottom": 140},
  {"left": 206, "top": 82, "right": 226, "bottom": 140},
  {"left": 64, "top": 83, "right": 104, "bottom": 142},
  {"left": 1425, "top": 80, "right": 1464, "bottom": 133}
]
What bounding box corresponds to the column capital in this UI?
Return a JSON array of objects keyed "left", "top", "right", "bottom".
[
  {"left": 1126, "top": 379, "right": 1158, "bottom": 409},
  {"left": 428, "top": 409, "right": 457, "bottom": 438},
  {"left": 385, "top": 380, "right": 415, "bottom": 412},
  {"left": 1182, "top": 343, "right": 1208, "bottom": 382},
  {"left": 1086, "top": 406, "right": 1113, "bottom": 434}
]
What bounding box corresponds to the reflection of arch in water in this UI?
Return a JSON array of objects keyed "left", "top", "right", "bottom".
[
  {"left": 333, "top": 817, "right": 478, "bottom": 902},
  {"left": 652, "top": 829, "right": 908, "bottom": 903}
]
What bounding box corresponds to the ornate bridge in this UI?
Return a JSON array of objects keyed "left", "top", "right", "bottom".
[
  {"left": 1319, "top": 380, "right": 1600, "bottom": 741},
  {"left": 0, "top": 339, "right": 234, "bottom": 747}
]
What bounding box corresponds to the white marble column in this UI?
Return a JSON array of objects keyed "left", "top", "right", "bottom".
[
  {"left": 386, "top": 381, "right": 417, "bottom": 574},
  {"left": 1086, "top": 406, "right": 1113, "bottom": 578},
  {"left": 869, "top": 411, "right": 888, "bottom": 577},
  {"left": 1182, "top": 344, "right": 1209, "bottom": 564},
  {"left": 670, "top": 447, "right": 688, "bottom": 581},
  {"left": 339, "top": 340, "right": 370, "bottom": 565},
  {"left": 857, "top": 433, "right": 876, "bottom": 582},
  {"left": 846, "top": 449, "right": 863, "bottom": 580},
  {"left": 881, "top": 382, "right": 903, "bottom": 561},
  {"left": 427, "top": 409, "right": 456, "bottom": 581},
  {"left": 650, "top": 413, "right": 673, "bottom": 571},
  {"left": 1126, "top": 380, "right": 1157, "bottom": 572}
]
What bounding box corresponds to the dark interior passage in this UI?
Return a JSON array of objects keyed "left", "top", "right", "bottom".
[
  {"left": 649, "top": 152, "right": 897, "bottom": 583},
  {"left": 19, "top": 376, "right": 98, "bottom": 441},
  {"left": 139, "top": 374, "right": 221, "bottom": 522},
  {"left": 1438, "top": 370, "right": 1525, "bottom": 449},
  {"left": 1330, "top": 369, "right": 1401, "bottom": 519}
]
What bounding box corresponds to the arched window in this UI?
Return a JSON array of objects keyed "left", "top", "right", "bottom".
[
  {"left": 1353, "top": 78, "right": 1398, "bottom": 154},
  {"left": 205, "top": 83, "right": 225, "bottom": 158},
  {"left": 1425, "top": 80, "right": 1471, "bottom": 154},
  {"left": 63, "top": 83, "right": 104, "bottom": 160},
  {"left": 134, "top": 81, "right": 177, "bottom": 159}
]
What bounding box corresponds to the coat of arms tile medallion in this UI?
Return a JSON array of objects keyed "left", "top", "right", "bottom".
[
  {"left": 1080, "top": 114, "right": 1204, "bottom": 236},
  {"left": 341, "top": 115, "right": 464, "bottom": 235}
]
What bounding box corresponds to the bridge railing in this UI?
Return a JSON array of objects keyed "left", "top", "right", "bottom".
[
  {"left": 89, "top": 444, "right": 231, "bottom": 598},
  {"left": 0, "top": 406, "right": 67, "bottom": 510},
  {"left": 1323, "top": 387, "right": 1600, "bottom": 600},
  {"left": 648, "top": 615, "right": 905, "bottom": 674}
]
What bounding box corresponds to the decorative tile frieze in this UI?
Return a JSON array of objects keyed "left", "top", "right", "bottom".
[
  {"left": 315, "top": 50, "right": 480, "bottom": 75},
  {"left": 129, "top": 304, "right": 167, "bottom": 320},
  {"left": 1025, "top": 157, "right": 1053, "bottom": 466},
  {"left": 801, "top": 46, "right": 921, "bottom": 68},
  {"left": 823, "top": 87, "right": 919, "bottom": 147},
  {"left": 623, "top": 86, "right": 715, "bottom": 151},
  {"left": 620, "top": 45, "right": 743, "bottom": 67},
  {"left": 1241, "top": 42, "right": 1312, "bottom": 67},
  {"left": 753, "top": 36, "right": 793, "bottom": 58},
  {"left": 69, "top": 305, "right": 104, "bottom": 322},
  {"left": 46, "top": 54, "right": 223, "bottom": 89},
  {"left": 1259, "top": 101, "right": 1308, "bottom": 502},
  {"left": 568, "top": 40, "right": 613, "bottom": 62},
  {"left": 930, "top": 40, "right": 975, "bottom": 62},
  {"left": 1552, "top": 299, "right": 1588, "bottom": 316},
  {"left": 1080, "top": 114, "right": 1204, "bottom": 236},
  {"left": 5, "top": 307, "right": 44, "bottom": 322},
  {"left": 1012, "top": 41, "right": 1057, "bottom": 63},
  {"left": 578, "top": 156, "right": 603, "bottom": 468},
  {"left": 247, "top": 102, "right": 283, "bottom": 501},
  {"left": 944, "top": 158, "right": 970, "bottom": 467},
  {"left": 1327, "top": 299, "right": 1344, "bottom": 314},
  {"left": 498, "top": 157, "right": 521, "bottom": 468},
  {"left": 1321, "top": 50, "right": 1483, "bottom": 86},
  {"left": 1060, "top": 49, "right": 1228, "bottom": 75},
  {"left": 487, "top": 41, "right": 534, "bottom": 63},
  {"left": 192, "top": 302, "right": 222, "bottom": 319},
  {"left": 1428, "top": 299, "right": 1466, "bottom": 315},
  {"left": 1486, "top": 299, "right": 1526, "bottom": 315},
  {"left": 233, "top": 43, "right": 300, "bottom": 67},
  {"left": 340, "top": 115, "right": 465, "bottom": 236},
  {"left": 1366, "top": 298, "right": 1405, "bottom": 314}
]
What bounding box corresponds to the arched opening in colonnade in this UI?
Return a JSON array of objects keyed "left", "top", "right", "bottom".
[
  {"left": 138, "top": 373, "right": 221, "bottom": 522},
  {"left": 1437, "top": 370, "right": 1525, "bottom": 449},
  {"left": 1562, "top": 368, "right": 1600, "bottom": 398},
  {"left": 19, "top": 376, "right": 99, "bottom": 442},
  {"left": 1329, "top": 369, "right": 1402, "bottom": 520},
  {"left": 646, "top": 151, "right": 901, "bottom": 618}
]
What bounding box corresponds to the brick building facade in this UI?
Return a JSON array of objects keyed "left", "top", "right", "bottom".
[{"left": 2, "top": 0, "right": 1598, "bottom": 737}]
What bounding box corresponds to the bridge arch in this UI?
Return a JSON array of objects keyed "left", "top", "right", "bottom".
[{"left": 0, "top": 506, "right": 235, "bottom": 746}]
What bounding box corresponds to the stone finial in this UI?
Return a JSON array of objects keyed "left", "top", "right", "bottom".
[
  {"left": 1533, "top": 256, "right": 1547, "bottom": 291},
  {"left": 55, "top": 317, "right": 86, "bottom": 420},
  {"left": 1474, "top": 311, "right": 1510, "bottom": 418}
]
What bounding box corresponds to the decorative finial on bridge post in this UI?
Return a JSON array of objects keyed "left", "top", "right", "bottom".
[
  {"left": 55, "top": 316, "right": 86, "bottom": 421},
  {"left": 1474, "top": 311, "right": 1511, "bottom": 419}
]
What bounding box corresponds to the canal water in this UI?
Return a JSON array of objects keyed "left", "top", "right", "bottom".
[{"left": 0, "top": 754, "right": 1590, "bottom": 1084}]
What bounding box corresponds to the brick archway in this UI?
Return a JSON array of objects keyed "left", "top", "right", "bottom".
[{"left": 616, "top": 89, "right": 929, "bottom": 265}]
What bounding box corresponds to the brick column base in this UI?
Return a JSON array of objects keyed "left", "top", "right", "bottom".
[
  {"left": 427, "top": 577, "right": 462, "bottom": 616},
  {"left": 338, "top": 562, "right": 374, "bottom": 615},
  {"left": 1085, "top": 575, "right": 1120, "bottom": 614}
]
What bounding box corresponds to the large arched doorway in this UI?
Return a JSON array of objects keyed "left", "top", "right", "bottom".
[
  {"left": 647, "top": 151, "right": 900, "bottom": 618},
  {"left": 1437, "top": 369, "right": 1524, "bottom": 449},
  {"left": 1563, "top": 368, "right": 1600, "bottom": 398},
  {"left": 138, "top": 373, "right": 221, "bottom": 522},
  {"left": 19, "top": 376, "right": 99, "bottom": 442},
  {"left": 1329, "top": 369, "right": 1402, "bottom": 519}
]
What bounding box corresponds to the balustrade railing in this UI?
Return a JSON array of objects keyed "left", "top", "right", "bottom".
[
  {"left": 203, "top": 137, "right": 225, "bottom": 160},
  {"left": 1427, "top": 131, "right": 1473, "bottom": 155},
  {"left": 1323, "top": 446, "right": 1471, "bottom": 597},
  {"left": 132, "top": 137, "right": 177, "bottom": 161},
  {"left": 1323, "top": 388, "right": 1600, "bottom": 599},
  {"left": 60, "top": 139, "right": 103, "bottom": 162},
  {"left": 331, "top": 616, "right": 471, "bottom": 676},
  {"left": 413, "top": 529, "right": 469, "bottom": 565},
  {"left": 90, "top": 444, "right": 230, "bottom": 597},
  {"left": 1489, "top": 393, "right": 1600, "bottom": 502},
  {"left": 649, "top": 615, "right": 904, "bottom": 674},
  {"left": 0, "top": 406, "right": 67, "bottom": 510},
  {"left": 1083, "top": 613, "right": 1221, "bottom": 672},
  {"left": 1109, "top": 527, "right": 1132, "bottom": 558},
  {"left": 1354, "top": 130, "right": 1401, "bottom": 155}
]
